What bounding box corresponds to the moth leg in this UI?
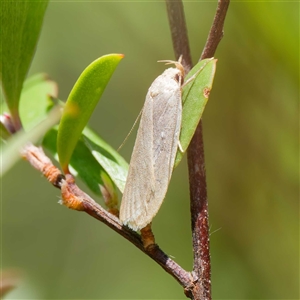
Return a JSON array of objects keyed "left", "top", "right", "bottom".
[{"left": 178, "top": 140, "right": 184, "bottom": 153}]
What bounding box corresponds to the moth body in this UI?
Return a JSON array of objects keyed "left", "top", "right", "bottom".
[{"left": 120, "top": 65, "right": 184, "bottom": 231}]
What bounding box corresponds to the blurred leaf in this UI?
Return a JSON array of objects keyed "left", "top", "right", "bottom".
[
  {"left": 0, "top": 0, "right": 49, "bottom": 129},
  {"left": 1, "top": 74, "right": 57, "bottom": 139},
  {"left": 43, "top": 126, "right": 127, "bottom": 199},
  {"left": 0, "top": 269, "right": 20, "bottom": 298},
  {"left": 0, "top": 113, "right": 14, "bottom": 140},
  {"left": 100, "top": 172, "right": 119, "bottom": 214},
  {"left": 43, "top": 127, "right": 111, "bottom": 198},
  {"left": 22, "top": 73, "right": 48, "bottom": 90},
  {"left": 0, "top": 118, "right": 12, "bottom": 140},
  {"left": 19, "top": 73, "right": 58, "bottom": 131},
  {"left": 174, "top": 58, "right": 217, "bottom": 167},
  {"left": 83, "top": 127, "right": 128, "bottom": 193},
  {"left": 1, "top": 106, "right": 61, "bottom": 177},
  {"left": 57, "top": 54, "right": 124, "bottom": 173}
]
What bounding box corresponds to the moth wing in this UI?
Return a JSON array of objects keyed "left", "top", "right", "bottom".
[
  {"left": 149, "top": 84, "right": 182, "bottom": 217},
  {"left": 120, "top": 68, "right": 182, "bottom": 231},
  {"left": 120, "top": 93, "right": 155, "bottom": 230}
]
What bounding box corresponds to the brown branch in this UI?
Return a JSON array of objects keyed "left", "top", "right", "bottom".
[
  {"left": 18, "top": 2, "right": 229, "bottom": 299},
  {"left": 200, "top": 0, "right": 230, "bottom": 60},
  {"left": 166, "top": 0, "right": 230, "bottom": 299},
  {"left": 165, "top": 0, "right": 192, "bottom": 74},
  {"left": 189, "top": 1, "right": 229, "bottom": 299},
  {"left": 21, "top": 143, "right": 193, "bottom": 289}
]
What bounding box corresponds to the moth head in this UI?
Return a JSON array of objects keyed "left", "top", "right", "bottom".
[{"left": 158, "top": 56, "right": 184, "bottom": 73}]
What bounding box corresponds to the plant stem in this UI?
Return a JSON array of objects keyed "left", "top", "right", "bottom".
[
  {"left": 165, "top": 0, "right": 192, "bottom": 74},
  {"left": 21, "top": 1, "right": 230, "bottom": 298},
  {"left": 21, "top": 144, "right": 192, "bottom": 289},
  {"left": 200, "top": 0, "right": 230, "bottom": 60},
  {"left": 165, "top": 1, "right": 230, "bottom": 299}
]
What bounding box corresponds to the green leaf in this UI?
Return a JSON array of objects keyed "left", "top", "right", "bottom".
[
  {"left": 43, "top": 126, "right": 128, "bottom": 200},
  {"left": 19, "top": 74, "right": 58, "bottom": 131},
  {"left": 1, "top": 73, "right": 57, "bottom": 140},
  {"left": 100, "top": 172, "right": 119, "bottom": 213},
  {"left": 0, "top": 116, "right": 12, "bottom": 140},
  {"left": 174, "top": 58, "right": 217, "bottom": 167},
  {"left": 43, "top": 128, "right": 109, "bottom": 197},
  {"left": 57, "top": 54, "right": 124, "bottom": 173},
  {"left": 0, "top": 0, "right": 49, "bottom": 129},
  {"left": 83, "top": 127, "right": 128, "bottom": 193},
  {"left": 1, "top": 106, "right": 61, "bottom": 177}
]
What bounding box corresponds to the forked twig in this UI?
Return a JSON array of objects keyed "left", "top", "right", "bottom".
[
  {"left": 20, "top": 1, "right": 230, "bottom": 299},
  {"left": 165, "top": 0, "right": 230, "bottom": 299}
]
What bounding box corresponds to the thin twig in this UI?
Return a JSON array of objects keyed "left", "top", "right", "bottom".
[
  {"left": 165, "top": 0, "right": 192, "bottom": 74},
  {"left": 21, "top": 143, "right": 192, "bottom": 289},
  {"left": 200, "top": 0, "right": 230, "bottom": 60},
  {"left": 189, "top": 1, "right": 229, "bottom": 299},
  {"left": 166, "top": 0, "right": 230, "bottom": 299},
  {"left": 19, "top": 1, "right": 229, "bottom": 299}
]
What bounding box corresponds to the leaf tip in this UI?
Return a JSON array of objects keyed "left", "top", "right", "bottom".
[{"left": 117, "top": 53, "right": 125, "bottom": 59}]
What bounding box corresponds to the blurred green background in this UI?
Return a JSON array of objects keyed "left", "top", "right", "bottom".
[{"left": 2, "top": 1, "right": 299, "bottom": 299}]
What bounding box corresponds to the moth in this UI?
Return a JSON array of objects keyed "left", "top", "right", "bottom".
[{"left": 120, "top": 59, "right": 185, "bottom": 231}]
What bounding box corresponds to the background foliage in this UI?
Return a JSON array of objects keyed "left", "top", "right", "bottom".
[{"left": 2, "top": 1, "right": 298, "bottom": 299}]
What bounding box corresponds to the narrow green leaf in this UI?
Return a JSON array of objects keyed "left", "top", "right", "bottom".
[
  {"left": 43, "top": 128, "right": 110, "bottom": 197},
  {"left": 57, "top": 54, "right": 124, "bottom": 173},
  {"left": 174, "top": 58, "right": 217, "bottom": 167},
  {"left": 1, "top": 106, "right": 61, "bottom": 177},
  {"left": 83, "top": 127, "right": 128, "bottom": 193},
  {"left": 43, "top": 126, "right": 126, "bottom": 201},
  {"left": 0, "top": 0, "right": 49, "bottom": 129},
  {"left": 100, "top": 172, "right": 119, "bottom": 213}
]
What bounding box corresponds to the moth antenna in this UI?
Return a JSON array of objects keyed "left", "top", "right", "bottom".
[
  {"left": 117, "top": 108, "right": 143, "bottom": 151},
  {"left": 209, "top": 227, "right": 222, "bottom": 236},
  {"left": 158, "top": 56, "right": 185, "bottom": 77}
]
